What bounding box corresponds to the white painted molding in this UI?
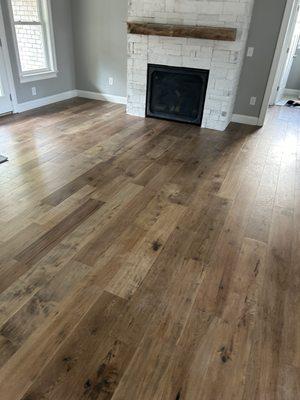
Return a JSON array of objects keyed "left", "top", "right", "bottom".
[
  {"left": 284, "top": 88, "right": 300, "bottom": 97},
  {"left": 76, "top": 90, "right": 127, "bottom": 105},
  {"left": 15, "top": 90, "right": 78, "bottom": 113},
  {"left": 13, "top": 91, "right": 263, "bottom": 129},
  {"left": 14, "top": 89, "right": 127, "bottom": 114},
  {"left": 231, "top": 114, "right": 259, "bottom": 126}
]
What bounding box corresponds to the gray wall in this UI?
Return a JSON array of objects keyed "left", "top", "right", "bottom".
[
  {"left": 1, "top": 0, "right": 75, "bottom": 104},
  {"left": 71, "top": 0, "right": 128, "bottom": 98},
  {"left": 286, "top": 48, "right": 300, "bottom": 90},
  {"left": 234, "top": 0, "right": 287, "bottom": 117}
]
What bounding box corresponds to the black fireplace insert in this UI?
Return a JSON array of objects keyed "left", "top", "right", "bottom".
[{"left": 146, "top": 64, "right": 209, "bottom": 126}]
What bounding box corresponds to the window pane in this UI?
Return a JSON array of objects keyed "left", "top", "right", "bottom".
[
  {"left": 11, "top": 0, "right": 40, "bottom": 23},
  {"left": 15, "top": 24, "right": 47, "bottom": 71}
]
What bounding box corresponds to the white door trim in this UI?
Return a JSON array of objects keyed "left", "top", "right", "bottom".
[
  {"left": 272, "top": 0, "right": 300, "bottom": 104},
  {"left": 0, "top": 4, "right": 18, "bottom": 113},
  {"left": 258, "top": 0, "right": 297, "bottom": 125}
]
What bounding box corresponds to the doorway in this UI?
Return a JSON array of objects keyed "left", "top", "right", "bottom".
[
  {"left": 272, "top": 0, "right": 300, "bottom": 106},
  {"left": 259, "top": 0, "right": 300, "bottom": 124},
  {"left": 0, "top": 43, "right": 13, "bottom": 115},
  {"left": 0, "top": 3, "right": 15, "bottom": 116}
]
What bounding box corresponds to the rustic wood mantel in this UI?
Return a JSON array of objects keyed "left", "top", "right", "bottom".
[{"left": 127, "top": 22, "right": 237, "bottom": 42}]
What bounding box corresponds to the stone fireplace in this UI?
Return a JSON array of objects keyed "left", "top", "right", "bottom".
[{"left": 126, "top": 0, "right": 254, "bottom": 131}]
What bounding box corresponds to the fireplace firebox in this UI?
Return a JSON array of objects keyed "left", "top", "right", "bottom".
[{"left": 146, "top": 64, "right": 209, "bottom": 126}]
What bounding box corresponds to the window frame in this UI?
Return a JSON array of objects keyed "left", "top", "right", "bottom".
[{"left": 7, "top": 0, "right": 58, "bottom": 83}]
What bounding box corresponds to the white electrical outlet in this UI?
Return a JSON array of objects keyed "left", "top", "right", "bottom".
[
  {"left": 247, "top": 47, "right": 254, "bottom": 57},
  {"left": 250, "top": 96, "right": 257, "bottom": 106},
  {"left": 108, "top": 77, "right": 114, "bottom": 86},
  {"left": 32, "top": 87, "right": 37, "bottom": 96}
]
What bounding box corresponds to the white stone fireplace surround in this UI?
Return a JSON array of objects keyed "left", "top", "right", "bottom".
[{"left": 127, "top": 0, "right": 254, "bottom": 131}]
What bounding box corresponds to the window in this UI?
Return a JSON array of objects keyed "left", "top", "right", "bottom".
[{"left": 8, "top": 0, "right": 57, "bottom": 82}]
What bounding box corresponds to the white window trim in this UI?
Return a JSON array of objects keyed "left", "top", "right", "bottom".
[{"left": 7, "top": 0, "right": 58, "bottom": 83}]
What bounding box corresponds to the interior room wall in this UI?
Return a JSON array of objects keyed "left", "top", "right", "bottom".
[
  {"left": 233, "top": 0, "right": 287, "bottom": 118},
  {"left": 71, "top": 0, "right": 128, "bottom": 98},
  {"left": 0, "top": 0, "right": 76, "bottom": 104}
]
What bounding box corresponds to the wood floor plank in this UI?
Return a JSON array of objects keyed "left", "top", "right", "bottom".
[
  {"left": 0, "top": 260, "right": 31, "bottom": 295},
  {"left": 0, "top": 183, "right": 143, "bottom": 328},
  {"left": 15, "top": 198, "right": 104, "bottom": 267},
  {"left": 19, "top": 291, "right": 129, "bottom": 400},
  {"left": 76, "top": 162, "right": 182, "bottom": 267},
  {"left": 0, "top": 260, "right": 91, "bottom": 368},
  {"left": 0, "top": 224, "right": 145, "bottom": 399},
  {"left": 0, "top": 100, "right": 299, "bottom": 399},
  {"left": 245, "top": 143, "right": 283, "bottom": 243},
  {"left": 106, "top": 203, "right": 186, "bottom": 299},
  {"left": 242, "top": 206, "right": 294, "bottom": 399}
]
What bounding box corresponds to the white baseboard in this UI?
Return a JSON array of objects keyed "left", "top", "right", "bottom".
[
  {"left": 231, "top": 114, "right": 259, "bottom": 126},
  {"left": 284, "top": 88, "right": 300, "bottom": 97},
  {"left": 15, "top": 91, "right": 261, "bottom": 129},
  {"left": 76, "top": 90, "right": 127, "bottom": 105},
  {"left": 15, "top": 90, "right": 78, "bottom": 113},
  {"left": 14, "top": 89, "right": 127, "bottom": 114}
]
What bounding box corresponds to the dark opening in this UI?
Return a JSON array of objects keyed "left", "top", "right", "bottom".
[{"left": 146, "top": 64, "right": 209, "bottom": 126}]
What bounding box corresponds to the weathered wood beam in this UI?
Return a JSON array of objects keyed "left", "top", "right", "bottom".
[{"left": 127, "top": 22, "right": 237, "bottom": 42}]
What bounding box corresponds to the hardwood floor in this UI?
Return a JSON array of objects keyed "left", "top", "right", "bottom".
[{"left": 0, "top": 98, "right": 299, "bottom": 399}]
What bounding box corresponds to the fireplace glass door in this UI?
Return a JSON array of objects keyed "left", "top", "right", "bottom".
[{"left": 146, "top": 64, "right": 209, "bottom": 126}]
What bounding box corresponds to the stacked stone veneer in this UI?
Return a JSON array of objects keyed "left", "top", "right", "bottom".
[{"left": 127, "top": 0, "right": 254, "bottom": 131}]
